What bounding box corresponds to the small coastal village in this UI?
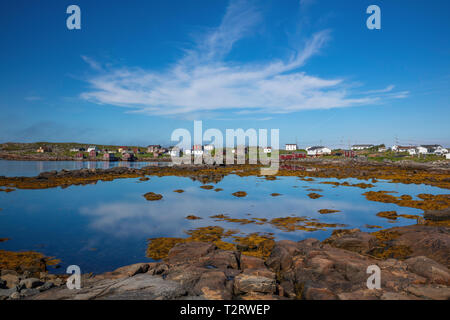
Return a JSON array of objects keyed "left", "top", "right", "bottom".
[
  {"left": 0, "top": 0, "right": 449, "bottom": 306},
  {"left": 1, "top": 141, "right": 449, "bottom": 162}
]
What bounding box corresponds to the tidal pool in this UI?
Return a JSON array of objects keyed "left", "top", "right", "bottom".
[
  {"left": 0, "top": 165, "right": 448, "bottom": 274},
  {"left": 0, "top": 159, "right": 170, "bottom": 177}
]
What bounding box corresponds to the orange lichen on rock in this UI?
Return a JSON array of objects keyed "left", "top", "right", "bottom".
[
  {"left": 143, "top": 192, "right": 163, "bottom": 201},
  {"left": 147, "top": 226, "right": 238, "bottom": 260},
  {"left": 0, "top": 250, "right": 60, "bottom": 273},
  {"left": 232, "top": 191, "right": 247, "bottom": 197},
  {"left": 147, "top": 225, "right": 277, "bottom": 261},
  {"left": 200, "top": 185, "right": 214, "bottom": 190},
  {"left": 363, "top": 191, "right": 450, "bottom": 211},
  {"left": 210, "top": 214, "right": 267, "bottom": 225},
  {"left": 173, "top": 189, "right": 185, "bottom": 193},
  {"left": 320, "top": 181, "right": 374, "bottom": 189},
  {"left": 186, "top": 215, "right": 202, "bottom": 220},
  {"left": 377, "top": 211, "right": 399, "bottom": 220},
  {"left": 307, "top": 192, "right": 323, "bottom": 199},
  {"left": 318, "top": 209, "right": 341, "bottom": 214},
  {"left": 232, "top": 233, "right": 275, "bottom": 259},
  {"left": 146, "top": 237, "right": 187, "bottom": 260},
  {"left": 369, "top": 230, "right": 413, "bottom": 260}
]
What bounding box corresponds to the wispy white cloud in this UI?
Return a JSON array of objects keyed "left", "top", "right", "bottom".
[
  {"left": 24, "top": 96, "right": 42, "bottom": 101},
  {"left": 364, "top": 85, "right": 395, "bottom": 94},
  {"left": 80, "top": 0, "right": 407, "bottom": 118},
  {"left": 81, "top": 55, "right": 103, "bottom": 71}
]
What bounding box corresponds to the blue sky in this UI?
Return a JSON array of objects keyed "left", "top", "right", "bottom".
[{"left": 0, "top": 0, "right": 449, "bottom": 148}]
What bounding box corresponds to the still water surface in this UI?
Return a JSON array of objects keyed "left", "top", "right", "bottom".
[
  {"left": 0, "top": 160, "right": 447, "bottom": 274},
  {"left": 0, "top": 159, "right": 171, "bottom": 177}
]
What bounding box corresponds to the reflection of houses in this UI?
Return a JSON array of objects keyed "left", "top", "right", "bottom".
[
  {"left": 36, "top": 146, "right": 52, "bottom": 153},
  {"left": 103, "top": 152, "right": 118, "bottom": 161},
  {"left": 351, "top": 144, "right": 374, "bottom": 150},
  {"left": 306, "top": 146, "right": 331, "bottom": 156},
  {"left": 285, "top": 144, "right": 297, "bottom": 151}
]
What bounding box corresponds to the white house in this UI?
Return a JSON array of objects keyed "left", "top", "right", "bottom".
[
  {"left": 418, "top": 145, "right": 448, "bottom": 155},
  {"left": 351, "top": 144, "right": 374, "bottom": 150},
  {"left": 378, "top": 146, "right": 388, "bottom": 152},
  {"left": 192, "top": 145, "right": 204, "bottom": 156},
  {"left": 184, "top": 149, "right": 192, "bottom": 155},
  {"left": 446, "top": 153, "right": 450, "bottom": 160},
  {"left": 285, "top": 144, "right": 297, "bottom": 151},
  {"left": 263, "top": 147, "right": 272, "bottom": 154},
  {"left": 204, "top": 145, "right": 214, "bottom": 151},
  {"left": 306, "top": 146, "right": 331, "bottom": 156},
  {"left": 169, "top": 147, "right": 181, "bottom": 157},
  {"left": 392, "top": 145, "right": 416, "bottom": 153},
  {"left": 87, "top": 146, "right": 98, "bottom": 153},
  {"left": 416, "top": 146, "right": 428, "bottom": 154}
]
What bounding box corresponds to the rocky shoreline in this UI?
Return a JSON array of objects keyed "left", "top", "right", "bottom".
[
  {"left": 1, "top": 212, "right": 448, "bottom": 300},
  {"left": 1, "top": 158, "right": 450, "bottom": 191},
  {"left": 1, "top": 160, "right": 449, "bottom": 300},
  {"left": 0, "top": 153, "right": 171, "bottom": 162}
]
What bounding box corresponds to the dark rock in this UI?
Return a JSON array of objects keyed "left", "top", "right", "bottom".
[
  {"left": 406, "top": 285, "right": 450, "bottom": 300},
  {"left": 423, "top": 208, "right": 450, "bottom": 221},
  {"left": 192, "top": 271, "right": 231, "bottom": 299},
  {"left": 1, "top": 273, "right": 19, "bottom": 288},
  {"left": 324, "top": 229, "right": 377, "bottom": 254},
  {"left": 19, "top": 277, "right": 44, "bottom": 289},
  {"left": 37, "top": 282, "right": 54, "bottom": 292},
  {"left": 234, "top": 271, "right": 276, "bottom": 294},
  {"left": 0, "top": 288, "right": 17, "bottom": 299},
  {"left": 303, "top": 287, "right": 338, "bottom": 300},
  {"left": 21, "top": 288, "right": 40, "bottom": 297},
  {"left": 240, "top": 255, "right": 265, "bottom": 270},
  {"left": 166, "top": 242, "right": 216, "bottom": 265},
  {"left": 404, "top": 256, "right": 450, "bottom": 285}
]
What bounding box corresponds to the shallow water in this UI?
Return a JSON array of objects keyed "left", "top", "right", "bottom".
[
  {"left": 0, "top": 161, "right": 448, "bottom": 274},
  {"left": 0, "top": 159, "right": 170, "bottom": 177}
]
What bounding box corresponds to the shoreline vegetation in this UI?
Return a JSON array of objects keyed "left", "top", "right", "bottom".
[
  {"left": 1, "top": 142, "right": 449, "bottom": 163},
  {"left": 1, "top": 158, "right": 449, "bottom": 300}
]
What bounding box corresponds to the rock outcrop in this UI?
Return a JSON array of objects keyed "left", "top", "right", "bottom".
[{"left": 5, "top": 224, "right": 444, "bottom": 300}]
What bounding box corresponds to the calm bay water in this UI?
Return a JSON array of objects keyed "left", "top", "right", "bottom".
[
  {"left": 0, "top": 159, "right": 170, "bottom": 177},
  {"left": 0, "top": 160, "right": 447, "bottom": 274}
]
